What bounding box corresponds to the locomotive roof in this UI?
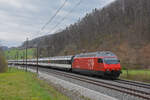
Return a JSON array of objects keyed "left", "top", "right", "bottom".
[
  {"left": 38, "top": 55, "right": 73, "bottom": 61},
  {"left": 8, "top": 55, "right": 73, "bottom": 62},
  {"left": 75, "top": 51, "right": 116, "bottom": 57}
]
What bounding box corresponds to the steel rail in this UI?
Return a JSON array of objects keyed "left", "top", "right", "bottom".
[
  {"left": 116, "top": 79, "right": 150, "bottom": 89},
  {"left": 43, "top": 68, "right": 150, "bottom": 100}
]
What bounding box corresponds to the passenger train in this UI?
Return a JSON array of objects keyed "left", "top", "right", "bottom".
[{"left": 8, "top": 51, "right": 122, "bottom": 79}]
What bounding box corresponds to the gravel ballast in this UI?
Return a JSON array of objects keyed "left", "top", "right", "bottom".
[{"left": 27, "top": 67, "right": 118, "bottom": 100}]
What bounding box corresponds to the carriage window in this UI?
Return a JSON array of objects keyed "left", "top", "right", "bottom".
[{"left": 98, "top": 58, "right": 103, "bottom": 63}]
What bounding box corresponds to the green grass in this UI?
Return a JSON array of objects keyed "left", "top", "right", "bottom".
[
  {"left": 120, "top": 70, "right": 150, "bottom": 83},
  {"left": 5, "top": 48, "right": 35, "bottom": 60},
  {"left": 0, "top": 68, "right": 70, "bottom": 100}
]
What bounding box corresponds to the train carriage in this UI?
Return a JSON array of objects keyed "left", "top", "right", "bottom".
[{"left": 37, "top": 56, "right": 72, "bottom": 70}]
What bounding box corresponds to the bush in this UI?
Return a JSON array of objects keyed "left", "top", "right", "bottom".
[{"left": 0, "top": 51, "right": 8, "bottom": 73}]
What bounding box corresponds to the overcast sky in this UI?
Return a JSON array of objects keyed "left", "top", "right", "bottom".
[{"left": 0, "top": 0, "right": 115, "bottom": 47}]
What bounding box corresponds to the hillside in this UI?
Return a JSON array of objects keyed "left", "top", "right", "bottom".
[
  {"left": 5, "top": 48, "right": 36, "bottom": 60},
  {"left": 21, "top": 0, "right": 150, "bottom": 69}
]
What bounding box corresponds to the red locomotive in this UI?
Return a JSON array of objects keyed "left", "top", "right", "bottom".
[{"left": 72, "top": 51, "right": 122, "bottom": 79}]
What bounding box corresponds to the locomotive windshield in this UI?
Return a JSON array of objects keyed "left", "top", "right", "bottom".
[{"left": 104, "top": 57, "right": 119, "bottom": 64}]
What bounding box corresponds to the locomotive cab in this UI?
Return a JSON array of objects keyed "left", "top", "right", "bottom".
[{"left": 101, "top": 57, "right": 122, "bottom": 79}]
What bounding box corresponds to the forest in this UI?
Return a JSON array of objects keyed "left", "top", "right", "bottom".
[
  {"left": 0, "top": 48, "right": 8, "bottom": 72},
  {"left": 21, "top": 0, "right": 150, "bottom": 69}
]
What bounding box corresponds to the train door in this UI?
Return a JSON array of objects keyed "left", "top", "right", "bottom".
[
  {"left": 76, "top": 58, "right": 80, "bottom": 69},
  {"left": 97, "top": 58, "right": 104, "bottom": 71}
]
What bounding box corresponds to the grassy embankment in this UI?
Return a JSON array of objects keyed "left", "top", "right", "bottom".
[
  {"left": 5, "top": 48, "right": 35, "bottom": 60},
  {"left": 0, "top": 68, "right": 70, "bottom": 100},
  {"left": 120, "top": 70, "right": 150, "bottom": 83}
]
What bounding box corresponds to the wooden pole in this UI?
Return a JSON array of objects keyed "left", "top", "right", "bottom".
[
  {"left": 26, "top": 38, "right": 28, "bottom": 72},
  {"left": 23, "top": 51, "right": 25, "bottom": 70},
  {"left": 36, "top": 47, "right": 39, "bottom": 74}
]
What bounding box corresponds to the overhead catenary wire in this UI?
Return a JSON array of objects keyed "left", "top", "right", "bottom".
[
  {"left": 33, "top": 0, "right": 81, "bottom": 38},
  {"left": 40, "top": 0, "right": 68, "bottom": 31},
  {"left": 45, "top": 0, "right": 82, "bottom": 34}
]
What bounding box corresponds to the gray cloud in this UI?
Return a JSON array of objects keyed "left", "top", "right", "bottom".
[{"left": 0, "top": 0, "right": 115, "bottom": 47}]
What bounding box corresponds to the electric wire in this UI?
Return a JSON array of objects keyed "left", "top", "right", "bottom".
[
  {"left": 40, "top": 0, "right": 68, "bottom": 31},
  {"left": 45, "top": 0, "right": 82, "bottom": 34}
]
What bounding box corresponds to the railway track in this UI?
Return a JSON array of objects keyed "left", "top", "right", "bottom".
[
  {"left": 29, "top": 66, "right": 150, "bottom": 100},
  {"left": 14, "top": 65, "right": 150, "bottom": 100},
  {"left": 115, "top": 79, "right": 150, "bottom": 89}
]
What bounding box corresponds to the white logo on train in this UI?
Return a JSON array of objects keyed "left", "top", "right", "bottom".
[{"left": 88, "top": 59, "right": 94, "bottom": 69}]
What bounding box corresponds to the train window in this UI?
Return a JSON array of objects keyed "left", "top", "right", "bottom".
[
  {"left": 98, "top": 58, "right": 103, "bottom": 63},
  {"left": 104, "top": 58, "right": 119, "bottom": 64}
]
